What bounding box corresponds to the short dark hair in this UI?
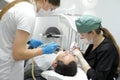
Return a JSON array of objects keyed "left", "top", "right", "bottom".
[
  {"left": 48, "top": 0, "right": 60, "bottom": 6},
  {"left": 54, "top": 60, "right": 77, "bottom": 76}
]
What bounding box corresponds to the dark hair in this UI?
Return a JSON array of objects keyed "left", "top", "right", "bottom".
[
  {"left": 48, "top": 0, "right": 60, "bottom": 6},
  {"left": 54, "top": 60, "right": 77, "bottom": 76}
]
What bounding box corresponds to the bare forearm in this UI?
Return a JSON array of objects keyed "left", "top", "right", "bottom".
[{"left": 13, "top": 47, "right": 43, "bottom": 61}]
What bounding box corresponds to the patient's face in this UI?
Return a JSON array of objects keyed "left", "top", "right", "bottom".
[{"left": 53, "top": 51, "right": 76, "bottom": 66}]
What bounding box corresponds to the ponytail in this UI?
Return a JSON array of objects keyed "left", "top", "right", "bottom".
[{"left": 101, "top": 27, "right": 120, "bottom": 73}]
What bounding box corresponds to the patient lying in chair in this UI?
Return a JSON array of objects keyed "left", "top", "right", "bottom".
[
  {"left": 31, "top": 50, "right": 88, "bottom": 80},
  {"left": 34, "top": 51, "right": 77, "bottom": 76}
]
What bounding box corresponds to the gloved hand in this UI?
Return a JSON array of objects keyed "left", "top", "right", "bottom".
[
  {"left": 29, "top": 39, "right": 43, "bottom": 48},
  {"left": 42, "top": 42, "right": 58, "bottom": 54},
  {"left": 73, "top": 49, "right": 83, "bottom": 59},
  {"left": 73, "top": 49, "right": 90, "bottom": 73}
]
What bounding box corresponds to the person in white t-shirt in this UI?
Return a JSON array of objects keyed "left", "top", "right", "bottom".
[{"left": 0, "top": 0, "right": 60, "bottom": 80}]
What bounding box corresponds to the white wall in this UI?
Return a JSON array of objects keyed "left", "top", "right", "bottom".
[{"left": 57, "top": 0, "right": 120, "bottom": 46}]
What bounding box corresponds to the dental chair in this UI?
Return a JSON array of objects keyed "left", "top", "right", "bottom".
[
  {"left": 24, "top": 62, "right": 46, "bottom": 80},
  {"left": 24, "top": 14, "right": 87, "bottom": 80},
  {"left": 24, "top": 53, "right": 88, "bottom": 80}
]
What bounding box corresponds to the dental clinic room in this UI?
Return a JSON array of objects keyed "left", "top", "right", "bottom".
[{"left": 0, "top": 0, "right": 120, "bottom": 80}]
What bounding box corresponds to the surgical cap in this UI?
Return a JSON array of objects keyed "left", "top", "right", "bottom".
[{"left": 75, "top": 15, "right": 101, "bottom": 33}]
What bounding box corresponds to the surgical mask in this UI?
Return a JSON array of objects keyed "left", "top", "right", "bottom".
[
  {"left": 30, "top": 0, "right": 53, "bottom": 16},
  {"left": 83, "top": 38, "right": 93, "bottom": 45},
  {"left": 37, "top": 8, "right": 53, "bottom": 16}
]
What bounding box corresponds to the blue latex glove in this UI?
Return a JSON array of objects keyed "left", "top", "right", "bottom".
[
  {"left": 29, "top": 39, "right": 43, "bottom": 48},
  {"left": 42, "top": 42, "right": 58, "bottom": 54}
]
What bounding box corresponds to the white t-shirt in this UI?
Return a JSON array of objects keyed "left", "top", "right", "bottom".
[{"left": 0, "top": 2, "right": 36, "bottom": 80}]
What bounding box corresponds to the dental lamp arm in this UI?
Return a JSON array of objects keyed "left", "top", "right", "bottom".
[{"left": 73, "top": 49, "right": 91, "bottom": 73}]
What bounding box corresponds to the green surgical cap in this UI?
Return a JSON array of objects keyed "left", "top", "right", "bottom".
[{"left": 75, "top": 15, "right": 101, "bottom": 33}]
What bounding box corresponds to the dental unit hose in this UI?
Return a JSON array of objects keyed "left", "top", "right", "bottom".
[{"left": 28, "top": 45, "right": 36, "bottom": 80}]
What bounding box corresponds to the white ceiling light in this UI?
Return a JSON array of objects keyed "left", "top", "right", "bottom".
[
  {"left": 87, "top": 0, "right": 94, "bottom": 3},
  {"left": 82, "top": 0, "right": 98, "bottom": 8}
]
